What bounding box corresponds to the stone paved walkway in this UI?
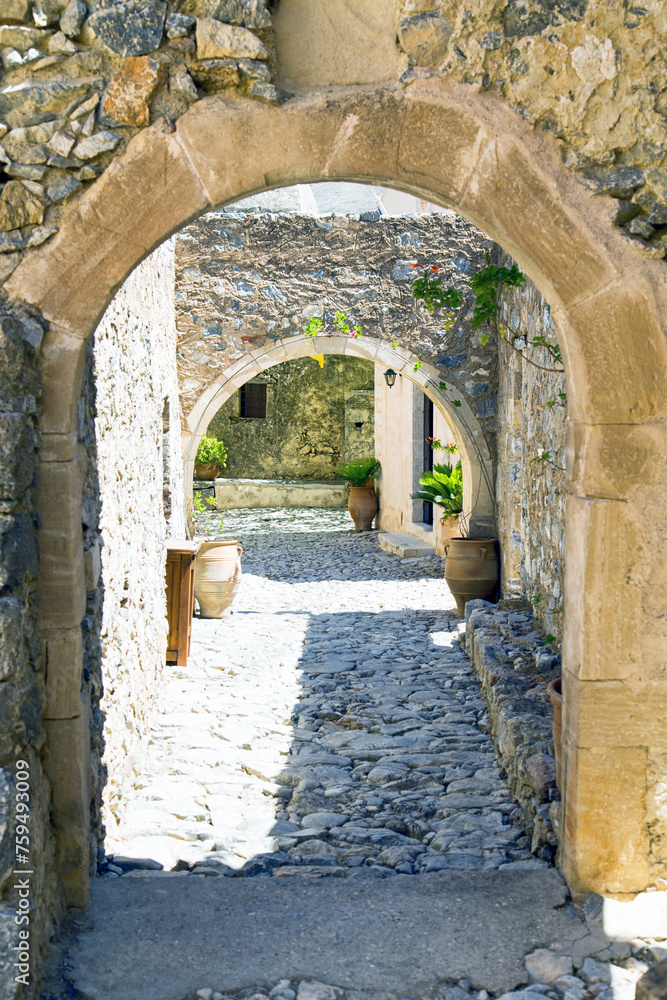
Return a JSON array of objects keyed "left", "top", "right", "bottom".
[
  {"left": 105, "top": 509, "right": 539, "bottom": 877},
  {"left": 45, "top": 510, "right": 664, "bottom": 1000}
]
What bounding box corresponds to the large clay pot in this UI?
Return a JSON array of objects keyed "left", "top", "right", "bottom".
[
  {"left": 194, "top": 540, "right": 243, "bottom": 618},
  {"left": 348, "top": 485, "right": 378, "bottom": 532},
  {"left": 443, "top": 536, "right": 499, "bottom": 615},
  {"left": 547, "top": 677, "right": 563, "bottom": 790},
  {"left": 194, "top": 462, "right": 220, "bottom": 481}
]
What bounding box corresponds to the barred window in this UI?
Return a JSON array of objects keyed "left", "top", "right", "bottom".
[{"left": 240, "top": 382, "right": 267, "bottom": 419}]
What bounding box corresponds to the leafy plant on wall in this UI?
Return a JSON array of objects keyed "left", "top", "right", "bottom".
[
  {"left": 411, "top": 257, "right": 566, "bottom": 469},
  {"left": 411, "top": 256, "right": 563, "bottom": 379}
]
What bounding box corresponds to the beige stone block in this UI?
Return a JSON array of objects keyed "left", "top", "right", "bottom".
[
  {"left": 564, "top": 281, "right": 667, "bottom": 424},
  {"left": 83, "top": 536, "right": 101, "bottom": 592},
  {"left": 44, "top": 700, "right": 90, "bottom": 908},
  {"left": 375, "top": 345, "right": 405, "bottom": 370},
  {"left": 563, "top": 670, "right": 667, "bottom": 749},
  {"left": 6, "top": 123, "right": 209, "bottom": 335},
  {"left": 273, "top": 0, "right": 401, "bottom": 87},
  {"left": 223, "top": 366, "right": 257, "bottom": 389},
  {"left": 560, "top": 740, "right": 651, "bottom": 895},
  {"left": 281, "top": 337, "right": 311, "bottom": 360},
  {"left": 567, "top": 421, "right": 666, "bottom": 500},
  {"left": 38, "top": 326, "right": 87, "bottom": 436},
  {"left": 40, "top": 431, "right": 78, "bottom": 463},
  {"left": 318, "top": 337, "right": 347, "bottom": 356},
  {"left": 563, "top": 495, "right": 644, "bottom": 681},
  {"left": 38, "top": 543, "right": 86, "bottom": 630},
  {"left": 44, "top": 627, "right": 82, "bottom": 719},
  {"left": 196, "top": 19, "right": 269, "bottom": 61},
  {"left": 460, "top": 133, "right": 616, "bottom": 314},
  {"left": 38, "top": 458, "right": 82, "bottom": 535},
  {"left": 38, "top": 457, "right": 86, "bottom": 629},
  {"left": 254, "top": 344, "right": 288, "bottom": 368},
  {"left": 646, "top": 749, "right": 667, "bottom": 869},
  {"left": 347, "top": 340, "right": 380, "bottom": 363},
  {"left": 176, "top": 91, "right": 408, "bottom": 210}
]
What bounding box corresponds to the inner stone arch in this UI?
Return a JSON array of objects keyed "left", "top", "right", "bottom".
[{"left": 183, "top": 334, "right": 495, "bottom": 537}]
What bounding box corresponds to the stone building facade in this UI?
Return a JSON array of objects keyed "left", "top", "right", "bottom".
[
  {"left": 207, "top": 355, "right": 375, "bottom": 481},
  {"left": 174, "top": 208, "right": 498, "bottom": 439},
  {"left": 93, "top": 240, "right": 185, "bottom": 847},
  {"left": 0, "top": 2, "right": 665, "bottom": 993},
  {"left": 497, "top": 279, "right": 567, "bottom": 640}
]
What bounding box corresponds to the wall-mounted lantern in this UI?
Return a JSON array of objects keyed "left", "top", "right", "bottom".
[{"left": 384, "top": 369, "right": 397, "bottom": 387}]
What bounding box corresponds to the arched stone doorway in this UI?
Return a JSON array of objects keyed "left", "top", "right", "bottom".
[
  {"left": 6, "top": 82, "right": 667, "bottom": 904},
  {"left": 183, "top": 334, "right": 494, "bottom": 536}
]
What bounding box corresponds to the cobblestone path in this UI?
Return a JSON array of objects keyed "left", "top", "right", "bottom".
[
  {"left": 49, "top": 511, "right": 663, "bottom": 1000},
  {"left": 106, "top": 509, "right": 540, "bottom": 878}
]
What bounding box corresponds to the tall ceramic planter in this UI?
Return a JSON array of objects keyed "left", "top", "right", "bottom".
[
  {"left": 443, "top": 536, "right": 499, "bottom": 615},
  {"left": 348, "top": 485, "right": 377, "bottom": 531},
  {"left": 547, "top": 678, "right": 563, "bottom": 790},
  {"left": 194, "top": 540, "right": 243, "bottom": 618}
]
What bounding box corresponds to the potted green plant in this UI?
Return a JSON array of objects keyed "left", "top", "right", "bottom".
[
  {"left": 191, "top": 494, "right": 243, "bottom": 619},
  {"left": 334, "top": 457, "right": 381, "bottom": 531},
  {"left": 411, "top": 461, "right": 463, "bottom": 530},
  {"left": 412, "top": 461, "right": 498, "bottom": 614},
  {"left": 194, "top": 434, "right": 228, "bottom": 481}
]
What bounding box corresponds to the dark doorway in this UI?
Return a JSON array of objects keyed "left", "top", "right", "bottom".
[{"left": 423, "top": 394, "right": 434, "bottom": 525}]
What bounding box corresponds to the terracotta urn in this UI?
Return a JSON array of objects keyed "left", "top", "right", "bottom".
[
  {"left": 348, "top": 485, "right": 378, "bottom": 531},
  {"left": 195, "top": 462, "right": 220, "bottom": 481},
  {"left": 443, "top": 536, "right": 499, "bottom": 615},
  {"left": 194, "top": 540, "right": 243, "bottom": 618}
]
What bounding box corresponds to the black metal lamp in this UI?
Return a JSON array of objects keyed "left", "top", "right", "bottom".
[{"left": 384, "top": 368, "right": 397, "bottom": 387}]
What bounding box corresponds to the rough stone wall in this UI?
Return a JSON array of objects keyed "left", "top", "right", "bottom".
[
  {"left": 0, "top": 0, "right": 278, "bottom": 286},
  {"left": 0, "top": 0, "right": 662, "bottom": 295},
  {"left": 465, "top": 598, "right": 561, "bottom": 862},
  {"left": 497, "top": 274, "right": 567, "bottom": 641},
  {"left": 207, "top": 355, "right": 374, "bottom": 480},
  {"left": 396, "top": 0, "right": 667, "bottom": 261},
  {"left": 0, "top": 301, "right": 63, "bottom": 999},
  {"left": 175, "top": 211, "right": 499, "bottom": 459},
  {"left": 93, "top": 238, "right": 184, "bottom": 842}
]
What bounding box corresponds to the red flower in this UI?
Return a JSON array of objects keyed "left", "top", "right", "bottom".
[
  {"left": 410, "top": 263, "right": 423, "bottom": 269},
  {"left": 431, "top": 265, "right": 440, "bottom": 272}
]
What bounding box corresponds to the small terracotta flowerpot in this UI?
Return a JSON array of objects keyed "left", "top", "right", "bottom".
[
  {"left": 547, "top": 677, "right": 563, "bottom": 790},
  {"left": 348, "top": 485, "right": 378, "bottom": 531},
  {"left": 195, "top": 462, "right": 220, "bottom": 481}
]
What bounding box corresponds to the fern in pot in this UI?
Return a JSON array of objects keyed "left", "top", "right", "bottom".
[
  {"left": 335, "top": 457, "right": 381, "bottom": 532},
  {"left": 411, "top": 461, "right": 463, "bottom": 535}
]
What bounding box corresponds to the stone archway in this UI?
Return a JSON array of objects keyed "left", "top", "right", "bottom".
[
  {"left": 183, "top": 334, "right": 495, "bottom": 536},
  {"left": 6, "top": 81, "right": 667, "bottom": 903}
]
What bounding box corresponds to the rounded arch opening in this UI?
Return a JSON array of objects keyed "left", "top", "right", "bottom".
[
  {"left": 184, "top": 334, "right": 495, "bottom": 535},
  {"left": 9, "top": 82, "right": 664, "bottom": 905}
]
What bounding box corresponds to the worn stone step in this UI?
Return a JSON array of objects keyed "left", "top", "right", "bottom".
[
  {"left": 48, "top": 869, "right": 591, "bottom": 1000},
  {"left": 378, "top": 532, "right": 437, "bottom": 558}
]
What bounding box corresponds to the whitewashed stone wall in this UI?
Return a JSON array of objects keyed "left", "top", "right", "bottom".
[
  {"left": 93, "top": 239, "right": 185, "bottom": 838},
  {"left": 497, "top": 277, "right": 567, "bottom": 640}
]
